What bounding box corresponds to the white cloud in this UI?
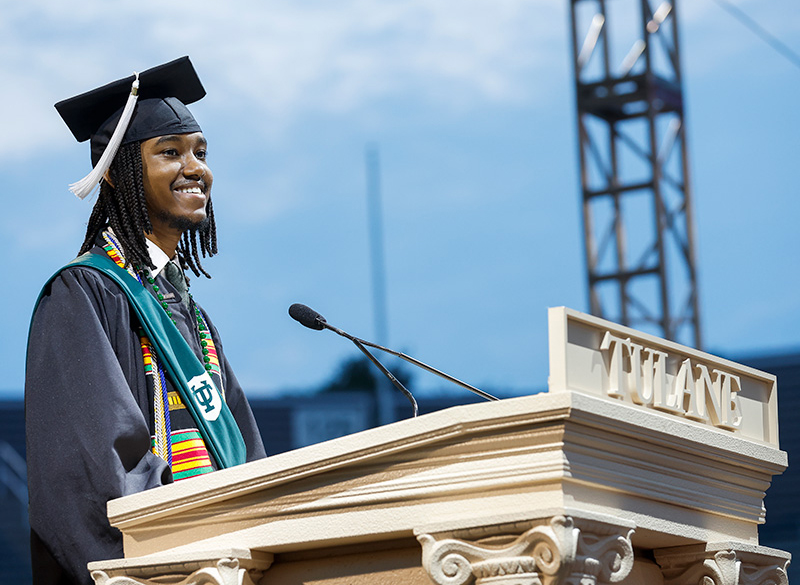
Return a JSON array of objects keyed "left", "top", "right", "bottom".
[
  {"left": 4, "top": 0, "right": 794, "bottom": 159},
  {"left": 158, "top": 0, "right": 569, "bottom": 123},
  {"left": 0, "top": 0, "right": 566, "bottom": 157}
]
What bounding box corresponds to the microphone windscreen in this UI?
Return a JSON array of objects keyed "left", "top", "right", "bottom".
[{"left": 289, "top": 303, "right": 326, "bottom": 330}]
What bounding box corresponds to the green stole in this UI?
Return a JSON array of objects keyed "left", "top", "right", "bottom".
[{"left": 32, "top": 252, "right": 247, "bottom": 469}]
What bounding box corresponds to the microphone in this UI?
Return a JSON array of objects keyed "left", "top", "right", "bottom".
[
  {"left": 289, "top": 303, "right": 417, "bottom": 416},
  {"left": 288, "top": 303, "right": 326, "bottom": 331},
  {"left": 288, "top": 303, "right": 499, "bottom": 407}
]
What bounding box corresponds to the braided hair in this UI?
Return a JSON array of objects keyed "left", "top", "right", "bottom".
[{"left": 79, "top": 141, "right": 218, "bottom": 277}]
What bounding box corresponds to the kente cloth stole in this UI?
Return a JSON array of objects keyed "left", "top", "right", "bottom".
[
  {"left": 104, "top": 232, "right": 216, "bottom": 479},
  {"left": 101, "top": 233, "right": 224, "bottom": 480},
  {"left": 31, "top": 250, "right": 247, "bottom": 471}
]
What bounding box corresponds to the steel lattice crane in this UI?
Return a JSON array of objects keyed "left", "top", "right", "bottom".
[{"left": 568, "top": 0, "right": 702, "bottom": 348}]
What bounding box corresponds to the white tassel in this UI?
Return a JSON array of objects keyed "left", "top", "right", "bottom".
[{"left": 69, "top": 73, "right": 140, "bottom": 199}]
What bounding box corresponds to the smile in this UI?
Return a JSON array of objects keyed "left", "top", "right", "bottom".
[{"left": 175, "top": 186, "right": 204, "bottom": 195}]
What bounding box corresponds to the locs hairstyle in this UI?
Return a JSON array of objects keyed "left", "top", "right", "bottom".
[{"left": 79, "top": 141, "right": 218, "bottom": 278}]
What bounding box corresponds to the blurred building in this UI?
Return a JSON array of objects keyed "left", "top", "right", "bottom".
[
  {"left": 739, "top": 351, "right": 800, "bottom": 560},
  {"left": 0, "top": 401, "right": 29, "bottom": 583}
]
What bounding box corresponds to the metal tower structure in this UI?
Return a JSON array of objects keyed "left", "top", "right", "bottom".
[
  {"left": 364, "top": 143, "right": 394, "bottom": 425},
  {"left": 568, "top": 0, "right": 702, "bottom": 348}
]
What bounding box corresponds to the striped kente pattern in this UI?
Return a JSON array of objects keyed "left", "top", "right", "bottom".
[
  {"left": 141, "top": 337, "right": 170, "bottom": 464},
  {"left": 156, "top": 429, "right": 215, "bottom": 481}
]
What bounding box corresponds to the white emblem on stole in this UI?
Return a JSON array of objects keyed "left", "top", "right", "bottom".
[{"left": 188, "top": 373, "right": 222, "bottom": 422}]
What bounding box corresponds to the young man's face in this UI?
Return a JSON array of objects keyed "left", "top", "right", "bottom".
[{"left": 140, "top": 132, "right": 213, "bottom": 234}]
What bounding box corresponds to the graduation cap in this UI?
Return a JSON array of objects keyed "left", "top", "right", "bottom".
[{"left": 55, "top": 56, "right": 206, "bottom": 199}]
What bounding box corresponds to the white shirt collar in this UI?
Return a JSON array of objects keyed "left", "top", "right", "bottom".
[{"left": 144, "top": 237, "right": 173, "bottom": 278}]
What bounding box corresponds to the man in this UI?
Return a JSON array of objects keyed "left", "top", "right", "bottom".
[{"left": 25, "top": 57, "right": 266, "bottom": 585}]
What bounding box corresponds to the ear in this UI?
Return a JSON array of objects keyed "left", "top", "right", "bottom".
[{"left": 102, "top": 168, "right": 115, "bottom": 188}]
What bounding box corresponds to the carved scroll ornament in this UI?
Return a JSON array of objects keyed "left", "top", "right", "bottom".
[
  {"left": 418, "top": 515, "right": 634, "bottom": 585},
  {"left": 91, "top": 557, "right": 267, "bottom": 585},
  {"left": 656, "top": 547, "right": 790, "bottom": 585}
]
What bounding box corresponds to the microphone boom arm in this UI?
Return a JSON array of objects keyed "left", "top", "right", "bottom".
[
  {"left": 319, "top": 320, "right": 499, "bottom": 402},
  {"left": 350, "top": 338, "right": 419, "bottom": 417}
]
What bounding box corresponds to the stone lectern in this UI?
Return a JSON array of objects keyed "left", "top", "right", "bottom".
[{"left": 89, "top": 307, "right": 791, "bottom": 585}]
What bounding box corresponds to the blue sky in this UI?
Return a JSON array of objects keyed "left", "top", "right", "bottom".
[{"left": 1, "top": 0, "right": 798, "bottom": 398}]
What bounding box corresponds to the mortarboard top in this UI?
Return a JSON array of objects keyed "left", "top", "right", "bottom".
[
  {"left": 56, "top": 56, "right": 205, "bottom": 143},
  {"left": 55, "top": 57, "right": 206, "bottom": 164},
  {"left": 55, "top": 57, "right": 207, "bottom": 198}
]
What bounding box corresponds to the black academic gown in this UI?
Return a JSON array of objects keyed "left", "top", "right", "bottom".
[{"left": 25, "top": 245, "right": 266, "bottom": 585}]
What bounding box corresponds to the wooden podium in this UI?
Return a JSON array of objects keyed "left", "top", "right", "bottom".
[{"left": 88, "top": 308, "right": 791, "bottom": 585}]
